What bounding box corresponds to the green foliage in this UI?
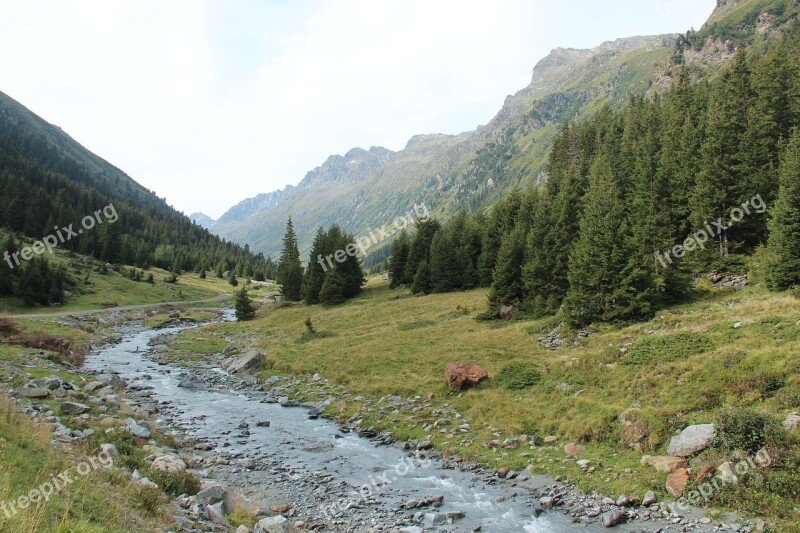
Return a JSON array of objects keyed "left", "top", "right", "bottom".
[
  {"left": 144, "top": 467, "right": 201, "bottom": 497},
  {"left": 622, "top": 332, "right": 714, "bottom": 365},
  {"left": 235, "top": 288, "right": 255, "bottom": 321},
  {"left": 319, "top": 269, "right": 345, "bottom": 305},
  {"left": 716, "top": 408, "right": 775, "bottom": 453},
  {"left": 277, "top": 217, "right": 304, "bottom": 301},
  {"left": 494, "top": 361, "right": 542, "bottom": 390},
  {"left": 767, "top": 131, "right": 800, "bottom": 289}
]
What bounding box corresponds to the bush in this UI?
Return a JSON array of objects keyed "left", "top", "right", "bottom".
[
  {"left": 494, "top": 362, "right": 541, "bottom": 390},
  {"left": 716, "top": 409, "right": 775, "bottom": 453},
  {"left": 622, "top": 332, "right": 714, "bottom": 365},
  {"left": 144, "top": 467, "right": 201, "bottom": 497},
  {"left": 0, "top": 317, "right": 19, "bottom": 337},
  {"left": 131, "top": 485, "right": 167, "bottom": 515}
]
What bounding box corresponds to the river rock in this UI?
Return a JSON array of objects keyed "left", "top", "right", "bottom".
[
  {"left": 603, "top": 509, "right": 626, "bottom": 527},
  {"left": 666, "top": 468, "right": 690, "bottom": 498},
  {"left": 256, "top": 420, "right": 271, "bottom": 427},
  {"left": 207, "top": 501, "right": 228, "bottom": 526},
  {"left": 641, "top": 455, "right": 688, "bottom": 473},
  {"left": 254, "top": 515, "right": 289, "bottom": 533},
  {"left": 101, "top": 443, "right": 120, "bottom": 458},
  {"left": 784, "top": 413, "right": 800, "bottom": 432},
  {"left": 667, "top": 424, "right": 716, "bottom": 457},
  {"left": 642, "top": 490, "right": 656, "bottom": 506},
  {"left": 423, "top": 511, "right": 465, "bottom": 526},
  {"left": 151, "top": 453, "right": 186, "bottom": 473},
  {"left": 444, "top": 362, "right": 488, "bottom": 391},
  {"left": 124, "top": 418, "right": 152, "bottom": 439},
  {"left": 15, "top": 387, "right": 50, "bottom": 398},
  {"left": 227, "top": 348, "right": 266, "bottom": 374},
  {"left": 60, "top": 402, "right": 91, "bottom": 415}
]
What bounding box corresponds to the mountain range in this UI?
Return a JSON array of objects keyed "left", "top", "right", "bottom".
[{"left": 208, "top": 0, "right": 784, "bottom": 261}]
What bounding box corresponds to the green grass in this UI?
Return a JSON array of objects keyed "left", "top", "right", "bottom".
[
  {"left": 181, "top": 275, "right": 800, "bottom": 530},
  {"left": 0, "top": 398, "right": 161, "bottom": 532}
]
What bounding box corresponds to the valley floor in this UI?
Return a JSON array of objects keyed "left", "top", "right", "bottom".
[{"left": 175, "top": 276, "right": 800, "bottom": 531}]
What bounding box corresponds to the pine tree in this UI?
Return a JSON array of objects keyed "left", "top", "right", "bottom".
[
  {"left": 302, "top": 227, "right": 328, "bottom": 304},
  {"left": 563, "top": 156, "right": 633, "bottom": 325},
  {"left": 411, "top": 260, "right": 432, "bottom": 295},
  {"left": 767, "top": 131, "right": 800, "bottom": 290},
  {"left": 276, "top": 217, "right": 303, "bottom": 301},
  {"left": 429, "top": 230, "right": 459, "bottom": 293},
  {"left": 228, "top": 272, "right": 238, "bottom": 286},
  {"left": 389, "top": 230, "right": 410, "bottom": 288},
  {"left": 235, "top": 288, "right": 255, "bottom": 321},
  {"left": 319, "top": 269, "right": 345, "bottom": 305},
  {"left": 488, "top": 225, "right": 526, "bottom": 309}
]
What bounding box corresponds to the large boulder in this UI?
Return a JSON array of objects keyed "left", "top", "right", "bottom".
[
  {"left": 151, "top": 453, "right": 186, "bottom": 473},
  {"left": 15, "top": 387, "right": 50, "bottom": 399},
  {"left": 641, "top": 455, "right": 688, "bottom": 473},
  {"left": 666, "top": 468, "right": 690, "bottom": 498},
  {"left": 254, "top": 515, "right": 289, "bottom": 533},
  {"left": 445, "top": 362, "right": 488, "bottom": 391},
  {"left": 227, "top": 348, "right": 266, "bottom": 374},
  {"left": 667, "top": 424, "right": 716, "bottom": 457},
  {"left": 60, "top": 402, "right": 91, "bottom": 415}
]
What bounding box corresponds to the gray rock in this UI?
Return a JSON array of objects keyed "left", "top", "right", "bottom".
[
  {"left": 100, "top": 443, "right": 120, "bottom": 458},
  {"left": 416, "top": 440, "right": 433, "bottom": 450},
  {"left": 45, "top": 376, "right": 63, "bottom": 390},
  {"left": 667, "top": 424, "right": 716, "bottom": 457},
  {"left": 195, "top": 484, "right": 229, "bottom": 507},
  {"left": 307, "top": 407, "right": 325, "bottom": 419},
  {"left": 783, "top": 413, "right": 800, "bottom": 433},
  {"left": 227, "top": 348, "right": 266, "bottom": 374},
  {"left": 15, "top": 387, "right": 50, "bottom": 398},
  {"left": 642, "top": 490, "right": 656, "bottom": 506},
  {"left": 256, "top": 420, "right": 271, "bottom": 427},
  {"left": 206, "top": 501, "right": 228, "bottom": 526},
  {"left": 254, "top": 515, "right": 288, "bottom": 533},
  {"left": 60, "top": 402, "right": 90, "bottom": 415},
  {"left": 603, "top": 509, "right": 626, "bottom": 527},
  {"left": 124, "top": 418, "right": 151, "bottom": 439}
]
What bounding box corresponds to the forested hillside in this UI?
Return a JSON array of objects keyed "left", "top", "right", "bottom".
[
  {"left": 392, "top": 20, "right": 800, "bottom": 325},
  {"left": 0, "top": 91, "right": 273, "bottom": 305}
]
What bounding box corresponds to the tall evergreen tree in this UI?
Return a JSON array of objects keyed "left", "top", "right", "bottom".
[
  {"left": 389, "top": 230, "right": 410, "bottom": 288},
  {"left": 488, "top": 225, "right": 527, "bottom": 309},
  {"left": 767, "top": 130, "right": 800, "bottom": 290},
  {"left": 276, "top": 217, "right": 303, "bottom": 301},
  {"left": 302, "top": 227, "right": 328, "bottom": 304}
]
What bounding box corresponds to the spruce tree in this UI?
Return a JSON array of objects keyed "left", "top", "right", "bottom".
[
  {"left": 276, "top": 217, "right": 303, "bottom": 301},
  {"left": 235, "top": 288, "right": 255, "bottom": 321},
  {"left": 563, "top": 155, "right": 631, "bottom": 325},
  {"left": 429, "top": 230, "right": 459, "bottom": 293},
  {"left": 767, "top": 131, "right": 800, "bottom": 290},
  {"left": 488, "top": 225, "right": 526, "bottom": 309},
  {"left": 302, "top": 227, "right": 328, "bottom": 304},
  {"left": 411, "top": 260, "right": 432, "bottom": 295},
  {"left": 389, "top": 230, "right": 410, "bottom": 287},
  {"left": 319, "top": 269, "right": 345, "bottom": 305}
]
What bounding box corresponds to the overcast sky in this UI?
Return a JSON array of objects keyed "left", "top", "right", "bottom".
[{"left": 0, "top": 0, "right": 716, "bottom": 218}]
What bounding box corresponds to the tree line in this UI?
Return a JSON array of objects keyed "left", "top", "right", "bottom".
[
  {"left": 275, "top": 217, "right": 366, "bottom": 306},
  {"left": 389, "top": 31, "right": 800, "bottom": 325}
]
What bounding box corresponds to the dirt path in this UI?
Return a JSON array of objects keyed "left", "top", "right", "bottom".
[{"left": 1, "top": 293, "right": 234, "bottom": 319}]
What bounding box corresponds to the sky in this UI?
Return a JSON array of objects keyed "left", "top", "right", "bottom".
[{"left": 0, "top": 0, "right": 716, "bottom": 219}]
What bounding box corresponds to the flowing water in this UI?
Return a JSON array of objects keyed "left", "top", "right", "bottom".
[{"left": 84, "top": 314, "right": 653, "bottom": 532}]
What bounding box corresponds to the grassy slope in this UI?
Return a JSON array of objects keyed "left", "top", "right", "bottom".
[
  {"left": 184, "top": 272, "right": 800, "bottom": 529},
  {"left": 0, "top": 239, "right": 237, "bottom": 315}
]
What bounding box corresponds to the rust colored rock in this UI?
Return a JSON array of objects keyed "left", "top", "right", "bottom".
[
  {"left": 695, "top": 465, "right": 716, "bottom": 484},
  {"left": 641, "top": 455, "right": 688, "bottom": 474},
  {"left": 666, "top": 468, "right": 690, "bottom": 498},
  {"left": 445, "top": 362, "right": 488, "bottom": 391},
  {"left": 564, "top": 443, "right": 586, "bottom": 456}
]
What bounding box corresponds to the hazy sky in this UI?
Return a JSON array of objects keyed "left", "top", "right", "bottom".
[{"left": 0, "top": 0, "right": 715, "bottom": 218}]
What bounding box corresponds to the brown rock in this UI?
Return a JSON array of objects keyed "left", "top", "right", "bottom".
[
  {"left": 445, "top": 362, "right": 488, "bottom": 391},
  {"left": 666, "top": 468, "right": 689, "bottom": 498},
  {"left": 564, "top": 443, "right": 586, "bottom": 456},
  {"left": 271, "top": 504, "right": 291, "bottom": 513},
  {"left": 618, "top": 408, "right": 648, "bottom": 446},
  {"left": 543, "top": 436, "right": 559, "bottom": 444},
  {"left": 641, "top": 455, "right": 688, "bottom": 473},
  {"left": 695, "top": 465, "right": 716, "bottom": 483}
]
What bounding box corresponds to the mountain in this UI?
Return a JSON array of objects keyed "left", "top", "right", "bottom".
[
  {"left": 0, "top": 90, "right": 268, "bottom": 280},
  {"left": 210, "top": 0, "right": 795, "bottom": 261},
  {"left": 189, "top": 212, "right": 217, "bottom": 229}
]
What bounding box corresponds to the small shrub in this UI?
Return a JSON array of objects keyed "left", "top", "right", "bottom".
[
  {"left": 0, "top": 317, "right": 19, "bottom": 337},
  {"left": 730, "top": 371, "right": 786, "bottom": 398},
  {"left": 495, "top": 362, "right": 541, "bottom": 390},
  {"left": 164, "top": 274, "right": 178, "bottom": 284},
  {"left": 304, "top": 317, "right": 316, "bottom": 334},
  {"left": 131, "top": 485, "right": 167, "bottom": 515},
  {"left": 716, "top": 409, "right": 774, "bottom": 453},
  {"left": 144, "top": 468, "right": 201, "bottom": 497},
  {"left": 622, "top": 332, "right": 714, "bottom": 365}
]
